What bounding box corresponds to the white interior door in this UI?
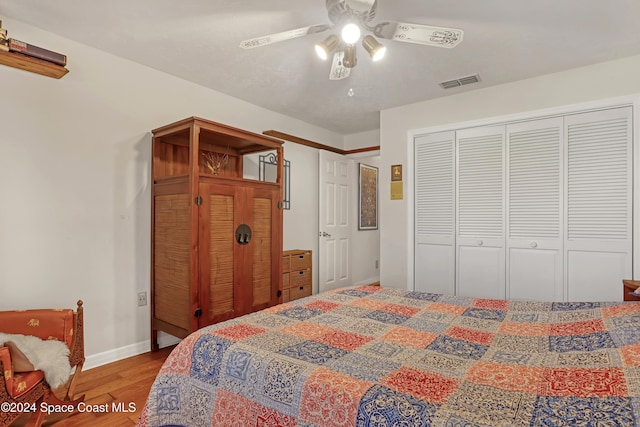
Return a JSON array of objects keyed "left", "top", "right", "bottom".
[{"left": 319, "top": 150, "right": 353, "bottom": 292}]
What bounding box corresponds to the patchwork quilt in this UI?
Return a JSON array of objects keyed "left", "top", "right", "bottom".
[{"left": 138, "top": 286, "right": 640, "bottom": 426}]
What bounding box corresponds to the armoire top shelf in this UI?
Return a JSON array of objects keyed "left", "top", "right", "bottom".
[
  {"left": 152, "top": 116, "right": 283, "bottom": 181},
  {"left": 0, "top": 50, "right": 68, "bottom": 79}
]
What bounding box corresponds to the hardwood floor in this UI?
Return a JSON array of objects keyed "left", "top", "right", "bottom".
[{"left": 12, "top": 346, "right": 174, "bottom": 427}]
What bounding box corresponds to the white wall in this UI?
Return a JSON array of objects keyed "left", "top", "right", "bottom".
[
  {"left": 344, "top": 129, "right": 380, "bottom": 151},
  {"left": 345, "top": 130, "right": 381, "bottom": 285},
  {"left": 280, "top": 142, "right": 381, "bottom": 292},
  {"left": 379, "top": 54, "right": 640, "bottom": 290},
  {"left": 0, "top": 17, "right": 345, "bottom": 365},
  {"left": 282, "top": 142, "right": 320, "bottom": 293},
  {"left": 351, "top": 155, "right": 381, "bottom": 285}
]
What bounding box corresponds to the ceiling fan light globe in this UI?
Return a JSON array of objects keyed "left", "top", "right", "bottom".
[
  {"left": 341, "top": 23, "right": 361, "bottom": 44},
  {"left": 315, "top": 34, "right": 339, "bottom": 60},
  {"left": 363, "top": 35, "right": 386, "bottom": 61},
  {"left": 315, "top": 44, "right": 329, "bottom": 60},
  {"left": 372, "top": 46, "right": 386, "bottom": 61},
  {"left": 343, "top": 43, "right": 357, "bottom": 68}
]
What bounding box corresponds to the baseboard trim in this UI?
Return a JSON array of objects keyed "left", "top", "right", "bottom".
[
  {"left": 84, "top": 334, "right": 180, "bottom": 370},
  {"left": 353, "top": 277, "right": 381, "bottom": 286}
]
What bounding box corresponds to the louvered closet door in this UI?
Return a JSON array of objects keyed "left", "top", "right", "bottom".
[
  {"left": 506, "top": 118, "right": 563, "bottom": 301},
  {"left": 414, "top": 132, "right": 455, "bottom": 294},
  {"left": 565, "top": 107, "right": 633, "bottom": 301},
  {"left": 456, "top": 125, "right": 505, "bottom": 299}
]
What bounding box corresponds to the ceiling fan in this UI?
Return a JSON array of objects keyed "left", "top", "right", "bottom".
[{"left": 239, "top": 0, "right": 464, "bottom": 80}]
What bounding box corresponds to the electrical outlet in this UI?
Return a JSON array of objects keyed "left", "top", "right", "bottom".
[
  {"left": 375, "top": 259, "right": 379, "bottom": 269},
  {"left": 137, "top": 291, "right": 147, "bottom": 306}
]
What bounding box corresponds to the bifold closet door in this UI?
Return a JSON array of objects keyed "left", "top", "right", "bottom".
[
  {"left": 456, "top": 125, "right": 505, "bottom": 299},
  {"left": 414, "top": 132, "right": 455, "bottom": 294},
  {"left": 564, "top": 107, "right": 633, "bottom": 301},
  {"left": 506, "top": 118, "right": 563, "bottom": 301}
]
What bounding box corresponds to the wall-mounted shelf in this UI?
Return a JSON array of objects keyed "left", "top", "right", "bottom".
[{"left": 0, "top": 50, "right": 68, "bottom": 79}]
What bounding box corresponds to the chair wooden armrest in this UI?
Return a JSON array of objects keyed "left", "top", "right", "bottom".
[{"left": 65, "top": 300, "right": 85, "bottom": 400}]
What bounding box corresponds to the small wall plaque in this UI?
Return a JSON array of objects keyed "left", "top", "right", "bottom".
[
  {"left": 390, "top": 182, "right": 403, "bottom": 200},
  {"left": 391, "top": 164, "right": 403, "bottom": 181}
]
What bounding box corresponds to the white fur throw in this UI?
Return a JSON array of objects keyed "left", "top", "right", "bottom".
[{"left": 0, "top": 333, "right": 72, "bottom": 389}]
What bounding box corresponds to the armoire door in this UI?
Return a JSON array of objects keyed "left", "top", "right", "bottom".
[
  {"left": 456, "top": 125, "right": 506, "bottom": 299},
  {"left": 198, "top": 182, "right": 243, "bottom": 326},
  {"left": 414, "top": 131, "right": 456, "bottom": 294},
  {"left": 197, "top": 181, "right": 282, "bottom": 328},
  {"left": 564, "top": 107, "right": 633, "bottom": 301},
  {"left": 506, "top": 118, "right": 563, "bottom": 301},
  {"left": 243, "top": 185, "right": 282, "bottom": 314}
]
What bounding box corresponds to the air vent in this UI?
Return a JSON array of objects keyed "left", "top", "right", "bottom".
[{"left": 440, "top": 74, "right": 480, "bottom": 89}]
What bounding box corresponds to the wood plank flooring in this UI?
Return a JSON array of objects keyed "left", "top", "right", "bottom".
[{"left": 12, "top": 346, "right": 174, "bottom": 427}]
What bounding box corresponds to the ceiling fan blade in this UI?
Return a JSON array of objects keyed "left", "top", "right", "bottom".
[
  {"left": 372, "top": 21, "right": 463, "bottom": 48},
  {"left": 240, "top": 24, "right": 331, "bottom": 49},
  {"left": 329, "top": 51, "right": 351, "bottom": 80}
]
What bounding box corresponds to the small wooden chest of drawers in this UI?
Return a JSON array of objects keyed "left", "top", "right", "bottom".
[
  {"left": 283, "top": 250, "right": 312, "bottom": 302},
  {"left": 623, "top": 279, "right": 640, "bottom": 302}
]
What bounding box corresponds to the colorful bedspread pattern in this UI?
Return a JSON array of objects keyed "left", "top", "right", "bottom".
[{"left": 139, "top": 286, "right": 640, "bottom": 426}]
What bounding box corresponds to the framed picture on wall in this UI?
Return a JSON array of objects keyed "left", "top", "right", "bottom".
[
  {"left": 391, "top": 164, "right": 403, "bottom": 181},
  {"left": 358, "top": 163, "right": 378, "bottom": 230}
]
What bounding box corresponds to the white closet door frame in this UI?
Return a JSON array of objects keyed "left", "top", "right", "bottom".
[{"left": 410, "top": 95, "right": 639, "bottom": 297}]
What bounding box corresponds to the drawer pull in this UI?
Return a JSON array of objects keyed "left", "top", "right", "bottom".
[
  {"left": 300, "top": 286, "right": 304, "bottom": 290},
  {"left": 299, "top": 271, "right": 304, "bottom": 275},
  {"left": 299, "top": 255, "right": 304, "bottom": 258}
]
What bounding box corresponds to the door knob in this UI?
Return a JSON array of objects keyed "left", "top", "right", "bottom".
[
  {"left": 320, "top": 231, "right": 332, "bottom": 237},
  {"left": 477, "top": 240, "right": 483, "bottom": 246},
  {"left": 530, "top": 241, "right": 538, "bottom": 248}
]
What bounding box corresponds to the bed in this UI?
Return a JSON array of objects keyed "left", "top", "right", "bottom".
[{"left": 138, "top": 285, "right": 640, "bottom": 426}]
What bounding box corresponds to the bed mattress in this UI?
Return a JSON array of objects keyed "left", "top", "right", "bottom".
[{"left": 139, "top": 285, "right": 640, "bottom": 426}]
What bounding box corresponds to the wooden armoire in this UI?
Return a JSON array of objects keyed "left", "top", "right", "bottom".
[{"left": 150, "top": 117, "right": 284, "bottom": 350}]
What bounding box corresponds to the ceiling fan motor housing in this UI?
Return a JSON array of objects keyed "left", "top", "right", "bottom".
[{"left": 326, "top": 0, "right": 377, "bottom": 27}]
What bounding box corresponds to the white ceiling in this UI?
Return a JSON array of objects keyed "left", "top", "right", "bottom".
[{"left": 2, "top": 0, "right": 640, "bottom": 135}]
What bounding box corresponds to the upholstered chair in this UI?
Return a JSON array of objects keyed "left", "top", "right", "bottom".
[{"left": 0, "top": 300, "right": 85, "bottom": 426}]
